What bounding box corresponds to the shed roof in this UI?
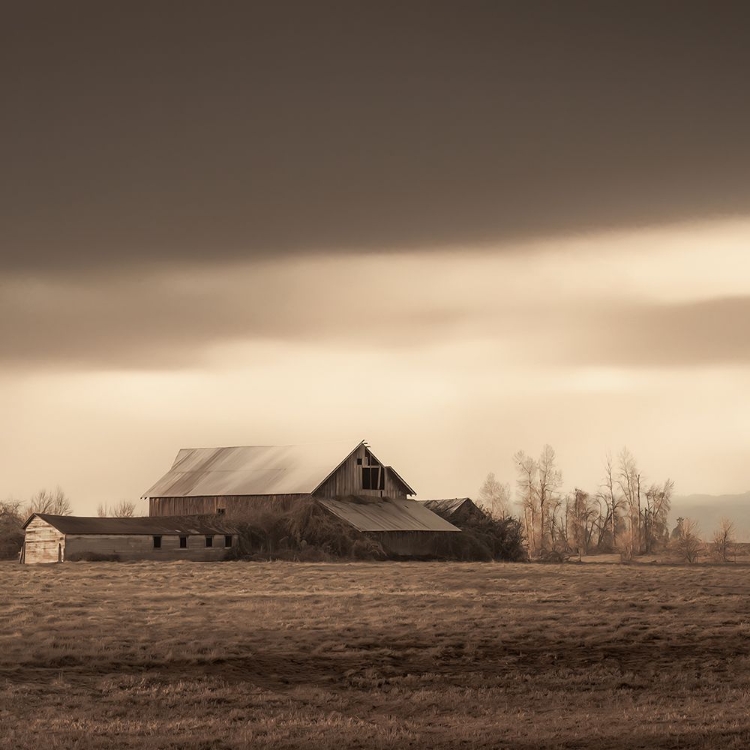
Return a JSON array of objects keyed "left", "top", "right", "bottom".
[
  {"left": 319, "top": 497, "right": 460, "bottom": 533},
  {"left": 24, "top": 513, "right": 238, "bottom": 536},
  {"left": 418, "top": 498, "right": 481, "bottom": 515},
  {"left": 142, "top": 440, "right": 415, "bottom": 498}
]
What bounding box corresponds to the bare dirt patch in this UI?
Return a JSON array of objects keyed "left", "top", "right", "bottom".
[{"left": 3, "top": 561, "right": 750, "bottom": 748}]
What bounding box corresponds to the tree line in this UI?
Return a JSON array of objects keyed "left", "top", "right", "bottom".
[{"left": 478, "top": 445, "right": 738, "bottom": 563}]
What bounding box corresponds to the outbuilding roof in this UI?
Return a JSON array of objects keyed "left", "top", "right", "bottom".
[
  {"left": 419, "top": 498, "right": 479, "bottom": 514},
  {"left": 23, "top": 513, "right": 238, "bottom": 536},
  {"left": 142, "top": 440, "right": 415, "bottom": 498},
  {"left": 319, "top": 497, "right": 460, "bottom": 533}
]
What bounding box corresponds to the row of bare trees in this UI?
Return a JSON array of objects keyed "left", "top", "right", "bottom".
[
  {"left": 479, "top": 446, "right": 674, "bottom": 558},
  {"left": 481, "top": 446, "right": 743, "bottom": 563}
]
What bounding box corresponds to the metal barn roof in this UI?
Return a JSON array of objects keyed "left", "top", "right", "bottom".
[
  {"left": 319, "top": 497, "right": 460, "bottom": 533},
  {"left": 419, "top": 498, "right": 479, "bottom": 515},
  {"left": 142, "top": 440, "right": 415, "bottom": 498},
  {"left": 24, "top": 513, "right": 238, "bottom": 536}
]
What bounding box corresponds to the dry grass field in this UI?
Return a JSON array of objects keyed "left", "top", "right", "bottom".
[{"left": 3, "top": 561, "right": 750, "bottom": 749}]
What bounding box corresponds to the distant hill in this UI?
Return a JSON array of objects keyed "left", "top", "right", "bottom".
[{"left": 671, "top": 492, "right": 750, "bottom": 541}]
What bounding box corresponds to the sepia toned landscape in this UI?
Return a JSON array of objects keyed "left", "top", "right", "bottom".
[
  {"left": 3, "top": 3, "right": 750, "bottom": 748},
  {"left": 3, "top": 560, "right": 750, "bottom": 749}
]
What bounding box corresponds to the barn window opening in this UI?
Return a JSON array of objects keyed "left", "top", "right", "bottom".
[
  {"left": 217, "top": 508, "right": 226, "bottom": 515},
  {"left": 205, "top": 536, "right": 213, "bottom": 548},
  {"left": 356, "top": 458, "right": 362, "bottom": 465},
  {"left": 362, "top": 465, "right": 385, "bottom": 490},
  {"left": 224, "top": 535, "right": 233, "bottom": 548},
  {"left": 179, "top": 536, "right": 187, "bottom": 549},
  {"left": 153, "top": 536, "right": 162, "bottom": 549},
  {"left": 362, "top": 466, "right": 381, "bottom": 490}
]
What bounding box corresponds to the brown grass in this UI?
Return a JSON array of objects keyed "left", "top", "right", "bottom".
[{"left": 3, "top": 560, "right": 750, "bottom": 748}]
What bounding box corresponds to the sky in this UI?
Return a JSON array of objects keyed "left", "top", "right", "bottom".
[{"left": 2, "top": 2, "right": 749, "bottom": 514}]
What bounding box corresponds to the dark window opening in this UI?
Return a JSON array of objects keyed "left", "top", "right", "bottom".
[
  {"left": 380, "top": 468, "right": 385, "bottom": 490},
  {"left": 179, "top": 536, "right": 187, "bottom": 549},
  {"left": 153, "top": 535, "right": 162, "bottom": 549},
  {"left": 205, "top": 536, "right": 213, "bottom": 548},
  {"left": 217, "top": 508, "right": 226, "bottom": 515},
  {"left": 356, "top": 458, "right": 362, "bottom": 465},
  {"left": 225, "top": 535, "right": 233, "bottom": 548},
  {"left": 362, "top": 466, "right": 381, "bottom": 490}
]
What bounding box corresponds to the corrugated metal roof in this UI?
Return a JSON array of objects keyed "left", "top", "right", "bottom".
[
  {"left": 24, "top": 513, "right": 238, "bottom": 536},
  {"left": 142, "top": 441, "right": 363, "bottom": 498},
  {"left": 319, "top": 497, "right": 460, "bottom": 533},
  {"left": 419, "top": 498, "right": 476, "bottom": 515}
]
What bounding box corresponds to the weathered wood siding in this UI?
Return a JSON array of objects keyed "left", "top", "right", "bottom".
[
  {"left": 366, "top": 531, "right": 458, "bottom": 557},
  {"left": 64, "top": 533, "right": 236, "bottom": 562},
  {"left": 23, "top": 516, "right": 65, "bottom": 564},
  {"left": 315, "top": 444, "right": 409, "bottom": 499},
  {"left": 149, "top": 494, "right": 310, "bottom": 516}
]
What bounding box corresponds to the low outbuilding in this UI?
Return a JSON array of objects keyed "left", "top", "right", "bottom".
[
  {"left": 21, "top": 514, "right": 238, "bottom": 564},
  {"left": 418, "top": 498, "right": 487, "bottom": 525}
]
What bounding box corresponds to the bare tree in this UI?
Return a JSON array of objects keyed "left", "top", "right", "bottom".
[
  {"left": 514, "top": 445, "right": 562, "bottom": 556},
  {"left": 597, "top": 453, "right": 625, "bottom": 551},
  {"left": 671, "top": 517, "right": 702, "bottom": 564},
  {"left": 536, "top": 444, "right": 562, "bottom": 552},
  {"left": 617, "top": 448, "right": 642, "bottom": 555},
  {"left": 113, "top": 500, "right": 136, "bottom": 518},
  {"left": 566, "top": 488, "right": 600, "bottom": 555},
  {"left": 643, "top": 479, "right": 673, "bottom": 553},
  {"left": 97, "top": 500, "right": 137, "bottom": 517},
  {"left": 26, "top": 487, "right": 72, "bottom": 516},
  {"left": 477, "top": 473, "right": 511, "bottom": 518},
  {"left": 711, "top": 518, "right": 736, "bottom": 563},
  {"left": 514, "top": 451, "right": 538, "bottom": 556}
]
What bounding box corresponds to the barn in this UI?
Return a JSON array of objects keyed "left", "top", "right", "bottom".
[
  {"left": 144, "top": 440, "right": 460, "bottom": 555},
  {"left": 21, "top": 514, "right": 238, "bottom": 564}
]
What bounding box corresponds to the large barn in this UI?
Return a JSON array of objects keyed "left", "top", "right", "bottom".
[
  {"left": 22, "top": 514, "right": 238, "bottom": 564},
  {"left": 144, "top": 440, "right": 414, "bottom": 514},
  {"left": 144, "top": 440, "right": 459, "bottom": 555}
]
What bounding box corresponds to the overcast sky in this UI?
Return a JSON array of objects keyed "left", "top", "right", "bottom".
[{"left": 2, "top": 2, "right": 749, "bottom": 514}]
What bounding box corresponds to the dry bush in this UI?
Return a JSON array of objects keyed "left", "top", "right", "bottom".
[
  {"left": 711, "top": 518, "right": 736, "bottom": 563},
  {"left": 0, "top": 500, "right": 24, "bottom": 559},
  {"left": 670, "top": 517, "right": 703, "bottom": 563},
  {"left": 429, "top": 509, "right": 527, "bottom": 562},
  {"left": 227, "top": 497, "right": 387, "bottom": 561}
]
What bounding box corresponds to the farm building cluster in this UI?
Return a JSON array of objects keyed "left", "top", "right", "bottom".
[{"left": 22, "top": 441, "right": 486, "bottom": 564}]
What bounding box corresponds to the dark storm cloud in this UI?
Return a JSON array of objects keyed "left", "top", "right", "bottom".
[
  {"left": 2, "top": 1, "right": 750, "bottom": 271},
  {"left": 2, "top": 260, "right": 747, "bottom": 368},
  {"left": 0, "top": 268, "right": 473, "bottom": 367}
]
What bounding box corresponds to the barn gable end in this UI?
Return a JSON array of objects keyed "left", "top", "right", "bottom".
[
  {"left": 22, "top": 515, "right": 65, "bottom": 564},
  {"left": 313, "top": 443, "right": 414, "bottom": 499}
]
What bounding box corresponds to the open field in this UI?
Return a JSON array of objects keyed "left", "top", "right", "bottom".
[{"left": 3, "top": 562, "right": 750, "bottom": 749}]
